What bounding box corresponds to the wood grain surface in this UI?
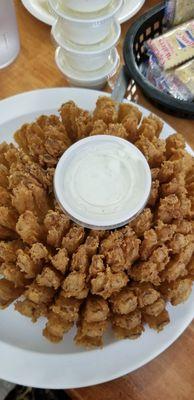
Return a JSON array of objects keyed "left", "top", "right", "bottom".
[{"left": 0, "top": 1, "right": 194, "bottom": 399}]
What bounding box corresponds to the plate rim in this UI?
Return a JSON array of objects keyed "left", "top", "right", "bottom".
[{"left": 0, "top": 87, "right": 193, "bottom": 389}]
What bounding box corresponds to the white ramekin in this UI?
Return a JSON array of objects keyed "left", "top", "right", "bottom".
[
  {"left": 55, "top": 46, "right": 120, "bottom": 89},
  {"left": 54, "top": 135, "right": 152, "bottom": 230},
  {"left": 64, "top": 0, "right": 112, "bottom": 13},
  {"left": 52, "top": 19, "right": 121, "bottom": 72},
  {"left": 49, "top": 0, "right": 123, "bottom": 45}
]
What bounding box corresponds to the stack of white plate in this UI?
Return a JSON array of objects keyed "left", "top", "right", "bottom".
[{"left": 49, "top": 0, "right": 123, "bottom": 89}]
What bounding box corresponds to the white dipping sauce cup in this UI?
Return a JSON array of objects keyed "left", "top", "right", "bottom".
[
  {"left": 64, "top": 0, "right": 112, "bottom": 13},
  {"left": 52, "top": 19, "right": 121, "bottom": 71},
  {"left": 55, "top": 46, "right": 120, "bottom": 89},
  {"left": 54, "top": 135, "right": 152, "bottom": 230},
  {"left": 49, "top": 0, "right": 123, "bottom": 45}
]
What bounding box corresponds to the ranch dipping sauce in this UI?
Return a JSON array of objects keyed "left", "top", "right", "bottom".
[{"left": 54, "top": 135, "right": 151, "bottom": 229}]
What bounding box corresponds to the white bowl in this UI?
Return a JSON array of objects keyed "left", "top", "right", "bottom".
[
  {"left": 52, "top": 20, "right": 121, "bottom": 72},
  {"left": 55, "top": 46, "right": 120, "bottom": 89},
  {"left": 49, "top": 0, "right": 123, "bottom": 45},
  {"left": 64, "top": 0, "right": 112, "bottom": 13},
  {"left": 54, "top": 135, "right": 152, "bottom": 230}
]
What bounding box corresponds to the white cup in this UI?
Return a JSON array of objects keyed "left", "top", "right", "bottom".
[
  {"left": 64, "top": 0, "right": 112, "bottom": 13},
  {"left": 52, "top": 19, "right": 121, "bottom": 71},
  {"left": 49, "top": 0, "right": 123, "bottom": 45}
]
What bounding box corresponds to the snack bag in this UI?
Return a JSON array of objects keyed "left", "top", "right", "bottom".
[
  {"left": 147, "top": 56, "right": 194, "bottom": 101},
  {"left": 146, "top": 20, "right": 194, "bottom": 70},
  {"left": 165, "top": 0, "right": 194, "bottom": 26}
]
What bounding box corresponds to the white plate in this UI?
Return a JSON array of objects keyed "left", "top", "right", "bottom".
[
  {"left": 21, "top": 0, "right": 145, "bottom": 25},
  {"left": 0, "top": 88, "right": 193, "bottom": 389}
]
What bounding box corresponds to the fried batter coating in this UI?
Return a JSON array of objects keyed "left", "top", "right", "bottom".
[
  {"left": 148, "top": 179, "right": 160, "bottom": 207},
  {"left": 112, "top": 309, "right": 141, "bottom": 331},
  {"left": 140, "top": 229, "right": 158, "bottom": 260},
  {"left": 155, "top": 220, "right": 176, "bottom": 243},
  {"left": 30, "top": 243, "right": 49, "bottom": 264},
  {"left": 93, "top": 97, "right": 118, "bottom": 125},
  {"left": 149, "top": 245, "right": 170, "bottom": 271},
  {"left": 62, "top": 226, "right": 85, "bottom": 254},
  {"left": 166, "top": 133, "right": 185, "bottom": 159},
  {"left": 60, "top": 101, "right": 92, "bottom": 141},
  {"left": 112, "top": 324, "right": 144, "bottom": 339},
  {"left": 0, "top": 206, "right": 18, "bottom": 230},
  {"left": 1, "top": 262, "right": 28, "bottom": 287},
  {"left": 51, "top": 294, "right": 81, "bottom": 322},
  {"left": 118, "top": 103, "right": 142, "bottom": 143},
  {"left": 36, "top": 266, "right": 63, "bottom": 289},
  {"left": 131, "top": 282, "right": 160, "bottom": 308},
  {"left": 157, "top": 194, "right": 182, "bottom": 223},
  {"left": 84, "top": 235, "right": 99, "bottom": 257},
  {"left": 130, "top": 260, "right": 160, "bottom": 286},
  {"left": 89, "top": 119, "right": 107, "bottom": 136},
  {"left": 75, "top": 295, "right": 109, "bottom": 346},
  {"left": 187, "top": 259, "right": 194, "bottom": 280},
  {"left": 62, "top": 272, "right": 88, "bottom": 299},
  {"left": 169, "top": 149, "right": 193, "bottom": 174},
  {"left": 16, "top": 211, "right": 44, "bottom": 245},
  {"left": 121, "top": 114, "right": 139, "bottom": 143},
  {"left": 168, "top": 233, "right": 189, "bottom": 254},
  {"left": 71, "top": 245, "right": 89, "bottom": 274},
  {"left": 83, "top": 295, "right": 109, "bottom": 322},
  {"left": 105, "top": 123, "right": 128, "bottom": 140},
  {"left": 51, "top": 248, "right": 69, "bottom": 274},
  {"left": 15, "top": 299, "right": 48, "bottom": 322},
  {"left": 0, "top": 99, "right": 194, "bottom": 349},
  {"left": 0, "top": 225, "right": 18, "bottom": 240},
  {"left": 44, "top": 209, "right": 71, "bottom": 248},
  {"left": 143, "top": 309, "right": 170, "bottom": 332},
  {"left": 118, "top": 103, "right": 142, "bottom": 124},
  {"left": 12, "top": 182, "right": 49, "bottom": 218},
  {"left": 74, "top": 328, "right": 103, "bottom": 348},
  {"left": 159, "top": 278, "right": 192, "bottom": 306},
  {"left": 15, "top": 117, "right": 71, "bottom": 167},
  {"left": 151, "top": 168, "right": 160, "bottom": 180},
  {"left": 109, "top": 286, "right": 138, "bottom": 315},
  {"left": 160, "top": 174, "right": 185, "bottom": 197},
  {"left": 0, "top": 142, "right": 10, "bottom": 167},
  {"left": 90, "top": 266, "right": 128, "bottom": 299},
  {"left": 160, "top": 241, "right": 194, "bottom": 283},
  {"left": 43, "top": 312, "right": 73, "bottom": 343},
  {"left": 25, "top": 282, "right": 55, "bottom": 304},
  {"left": 158, "top": 160, "right": 183, "bottom": 183},
  {"left": 131, "top": 208, "right": 153, "bottom": 237},
  {"left": 0, "top": 186, "right": 11, "bottom": 207},
  {"left": 0, "top": 240, "right": 23, "bottom": 262},
  {"left": 0, "top": 164, "right": 9, "bottom": 188},
  {"left": 144, "top": 298, "right": 165, "bottom": 317},
  {"left": 89, "top": 254, "right": 105, "bottom": 276},
  {"left": 135, "top": 136, "right": 166, "bottom": 167},
  {"left": 0, "top": 279, "right": 23, "bottom": 308},
  {"left": 77, "top": 319, "right": 108, "bottom": 338}
]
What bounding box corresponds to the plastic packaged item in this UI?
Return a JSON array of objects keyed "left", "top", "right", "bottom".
[
  {"left": 146, "top": 20, "right": 194, "bottom": 70},
  {"left": 55, "top": 46, "right": 120, "bottom": 89},
  {"left": 48, "top": 0, "right": 123, "bottom": 45},
  {"left": 52, "top": 19, "right": 121, "bottom": 72},
  {"left": 147, "top": 55, "right": 194, "bottom": 101},
  {"left": 165, "top": 0, "right": 194, "bottom": 27}
]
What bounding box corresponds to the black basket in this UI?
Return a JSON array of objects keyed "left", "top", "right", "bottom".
[{"left": 123, "top": 2, "right": 194, "bottom": 119}]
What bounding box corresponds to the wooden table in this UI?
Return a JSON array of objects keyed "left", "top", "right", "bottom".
[{"left": 1, "top": 1, "right": 194, "bottom": 399}]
